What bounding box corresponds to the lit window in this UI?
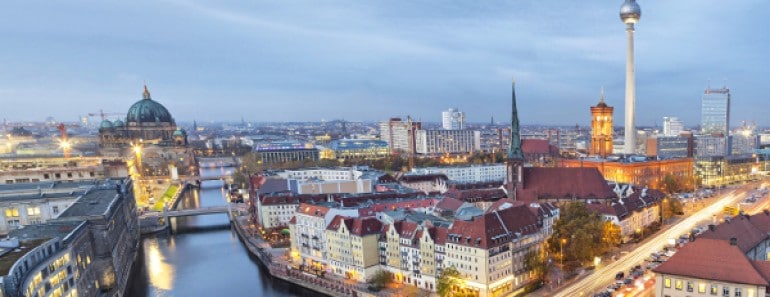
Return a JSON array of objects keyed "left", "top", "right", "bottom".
[
  {"left": 5, "top": 208, "right": 19, "bottom": 217},
  {"left": 675, "top": 279, "right": 683, "bottom": 290},
  {"left": 698, "top": 283, "right": 706, "bottom": 293}
]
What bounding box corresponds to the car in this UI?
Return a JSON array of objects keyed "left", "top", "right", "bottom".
[
  {"left": 623, "top": 277, "right": 633, "bottom": 285},
  {"left": 615, "top": 271, "right": 625, "bottom": 280}
]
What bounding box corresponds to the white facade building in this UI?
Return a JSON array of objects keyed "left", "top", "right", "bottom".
[
  {"left": 441, "top": 108, "right": 465, "bottom": 130},
  {"left": 410, "top": 164, "right": 506, "bottom": 183},
  {"left": 662, "top": 117, "right": 684, "bottom": 136},
  {"left": 415, "top": 130, "right": 481, "bottom": 155}
]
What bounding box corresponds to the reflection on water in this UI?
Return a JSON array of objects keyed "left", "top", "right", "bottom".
[
  {"left": 146, "top": 239, "right": 174, "bottom": 291},
  {"left": 128, "top": 167, "right": 315, "bottom": 297}
]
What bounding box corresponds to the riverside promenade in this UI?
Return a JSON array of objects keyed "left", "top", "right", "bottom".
[{"left": 231, "top": 216, "right": 377, "bottom": 297}]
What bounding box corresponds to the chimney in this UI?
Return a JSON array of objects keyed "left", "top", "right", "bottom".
[
  {"left": 764, "top": 209, "right": 770, "bottom": 216},
  {"left": 708, "top": 224, "right": 715, "bottom": 231},
  {"left": 729, "top": 237, "right": 737, "bottom": 246}
]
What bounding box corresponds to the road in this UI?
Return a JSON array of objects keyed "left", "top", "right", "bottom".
[{"left": 552, "top": 182, "right": 762, "bottom": 297}]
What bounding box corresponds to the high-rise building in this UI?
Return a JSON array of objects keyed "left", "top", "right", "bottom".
[
  {"left": 414, "top": 129, "right": 480, "bottom": 155},
  {"left": 662, "top": 117, "right": 684, "bottom": 136},
  {"left": 620, "top": 0, "right": 641, "bottom": 154},
  {"left": 701, "top": 86, "right": 731, "bottom": 136},
  {"left": 378, "top": 117, "right": 421, "bottom": 154},
  {"left": 590, "top": 89, "right": 614, "bottom": 158},
  {"left": 441, "top": 108, "right": 465, "bottom": 130}
]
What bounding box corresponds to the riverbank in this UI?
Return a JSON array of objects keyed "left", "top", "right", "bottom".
[{"left": 230, "top": 215, "right": 410, "bottom": 297}]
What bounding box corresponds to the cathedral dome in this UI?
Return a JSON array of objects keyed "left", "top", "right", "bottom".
[
  {"left": 172, "top": 128, "right": 186, "bottom": 136},
  {"left": 100, "top": 120, "right": 114, "bottom": 129},
  {"left": 113, "top": 119, "right": 125, "bottom": 127},
  {"left": 126, "top": 86, "right": 174, "bottom": 124}
]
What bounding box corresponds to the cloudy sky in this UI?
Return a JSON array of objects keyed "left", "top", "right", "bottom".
[{"left": 1, "top": 1, "right": 768, "bottom": 127}]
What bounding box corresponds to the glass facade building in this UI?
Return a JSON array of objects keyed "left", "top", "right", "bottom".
[{"left": 701, "top": 87, "right": 730, "bottom": 136}]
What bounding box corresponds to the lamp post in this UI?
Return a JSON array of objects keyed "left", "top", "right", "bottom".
[{"left": 560, "top": 238, "right": 567, "bottom": 267}]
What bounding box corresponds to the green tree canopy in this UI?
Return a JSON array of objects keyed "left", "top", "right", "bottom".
[{"left": 547, "top": 202, "right": 608, "bottom": 267}]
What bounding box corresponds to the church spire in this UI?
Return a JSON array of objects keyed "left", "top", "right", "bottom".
[
  {"left": 508, "top": 78, "right": 523, "bottom": 160},
  {"left": 143, "top": 85, "right": 151, "bottom": 100},
  {"left": 599, "top": 86, "right": 606, "bottom": 104}
]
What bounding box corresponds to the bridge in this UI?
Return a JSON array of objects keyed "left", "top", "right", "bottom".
[{"left": 140, "top": 204, "right": 247, "bottom": 221}]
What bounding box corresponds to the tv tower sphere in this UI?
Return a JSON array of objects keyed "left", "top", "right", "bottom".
[{"left": 620, "top": 0, "right": 641, "bottom": 24}]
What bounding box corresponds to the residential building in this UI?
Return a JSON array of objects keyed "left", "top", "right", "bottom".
[
  {"left": 325, "top": 216, "right": 382, "bottom": 282},
  {"left": 697, "top": 212, "right": 770, "bottom": 261},
  {"left": 587, "top": 186, "right": 665, "bottom": 241},
  {"left": 414, "top": 129, "right": 481, "bottom": 155},
  {"left": 409, "top": 164, "right": 506, "bottom": 184},
  {"left": 397, "top": 174, "right": 448, "bottom": 194},
  {"left": 654, "top": 238, "right": 769, "bottom": 297},
  {"left": 442, "top": 108, "right": 465, "bottom": 130},
  {"left": 379, "top": 117, "right": 421, "bottom": 154}
]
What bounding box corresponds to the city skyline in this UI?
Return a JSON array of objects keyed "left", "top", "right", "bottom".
[{"left": 1, "top": 1, "right": 769, "bottom": 126}]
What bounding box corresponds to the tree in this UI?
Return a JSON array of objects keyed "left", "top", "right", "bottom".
[
  {"left": 601, "top": 221, "right": 622, "bottom": 251},
  {"left": 662, "top": 174, "right": 684, "bottom": 194},
  {"left": 547, "top": 202, "right": 607, "bottom": 268},
  {"left": 367, "top": 269, "right": 392, "bottom": 291},
  {"left": 524, "top": 250, "right": 547, "bottom": 282},
  {"left": 437, "top": 266, "right": 462, "bottom": 297}
]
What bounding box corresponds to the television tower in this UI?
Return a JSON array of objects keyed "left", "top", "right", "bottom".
[{"left": 620, "top": 0, "right": 641, "bottom": 155}]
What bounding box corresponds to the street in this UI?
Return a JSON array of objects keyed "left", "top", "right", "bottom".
[{"left": 550, "top": 182, "right": 763, "bottom": 297}]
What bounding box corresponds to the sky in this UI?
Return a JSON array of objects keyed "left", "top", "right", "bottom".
[{"left": 1, "top": 0, "right": 769, "bottom": 127}]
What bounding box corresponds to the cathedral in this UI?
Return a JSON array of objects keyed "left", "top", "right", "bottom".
[{"left": 99, "top": 86, "right": 192, "bottom": 176}]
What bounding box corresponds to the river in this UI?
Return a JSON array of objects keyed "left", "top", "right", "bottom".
[{"left": 127, "top": 166, "right": 321, "bottom": 297}]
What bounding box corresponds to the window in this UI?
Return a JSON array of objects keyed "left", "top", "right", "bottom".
[
  {"left": 675, "top": 280, "right": 683, "bottom": 290},
  {"left": 735, "top": 288, "right": 742, "bottom": 297},
  {"left": 711, "top": 284, "right": 718, "bottom": 295},
  {"left": 53, "top": 206, "right": 59, "bottom": 214},
  {"left": 699, "top": 283, "right": 706, "bottom": 293},
  {"left": 724, "top": 287, "right": 730, "bottom": 297},
  {"left": 687, "top": 281, "right": 693, "bottom": 292},
  {"left": 27, "top": 207, "right": 41, "bottom": 216},
  {"left": 664, "top": 278, "right": 671, "bottom": 288},
  {"left": 5, "top": 208, "right": 19, "bottom": 217}
]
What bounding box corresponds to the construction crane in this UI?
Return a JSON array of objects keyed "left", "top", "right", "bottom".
[
  {"left": 57, "top": 123, "right": 71, "bottom": 158},
  {"left": 86, "top": 109, "right": 124, "bottom": 121}
]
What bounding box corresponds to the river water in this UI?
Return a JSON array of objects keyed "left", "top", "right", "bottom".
[{"left": 127, "top": 166, "right": 318, "bottom": 297}]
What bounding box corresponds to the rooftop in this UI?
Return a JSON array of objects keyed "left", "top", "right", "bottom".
[
  {"left": 58, "top": 186, "right": 121, "bottom": 218},
  {"left": 0, "top": 238, "right": 50, "bottom": 276}
]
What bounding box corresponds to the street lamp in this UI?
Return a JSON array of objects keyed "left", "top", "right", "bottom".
[{"left": 560, "top": 238, "right": 567, "bottom": 267}]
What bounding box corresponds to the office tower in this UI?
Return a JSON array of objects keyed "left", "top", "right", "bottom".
[
  {"left": 620, "top": 0, "right": 641, "bottom": 154},
  {"left": 591, "top": 88, "right": 614, "bottom": 158},
  {"left": 701, "top": 86, "right": 731, "bottom": 136},
  {"left": 441, "top": 108, "right": 465, "bottom": 130},
  {"left": 663, "top": 117, "right": 684, "bottom": 136}
]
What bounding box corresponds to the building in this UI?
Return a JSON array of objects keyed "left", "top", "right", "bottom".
[
  {"left": 695, "top": 154, "right": 756, "bottom": 187},
  {"left": 409, "top": 164, "right": 506, "bottom": 184},
  {"left": 0, "top": 181, "right": 95, "bottom": 234},
  {"left": 620, "top": 0, "right": 641, "bottom": 154},
  {"left": 0, "top": 178, "right": 139, "bottom": 297},
  {"left": 662, "top": 117, "right": 684, "bottom": 136},
  {"left": 590, "top": 90, "right": 614, "bottom": 158},
  {"left": 379, "top": 117, "right": 420, "bottom": 154},
  {"left": 696, "top": 134, "right": 728, "bottom": 157},
  {"left": 701, "top": 86, "right": 731, "bottom": 136},
  {"left": 0, "top": 156, "right": 106, "bottom": 185},
  {"left": 398, "top": 174, "right": 448, "bottom": 194},
  {"left": 653, "top": 238, "right": 770, "bottom": 297},
  {"left": 325, "top": 216, "right": 382, "bottom": 282},
  {"left": 521, "top": 139, "right": 560, "bottom": 167},
  {"left": 646, "top": 135, "right": 692, "bottom": 159},
  {"left": 321, "top": 139, "right": 390, "bottom": 161},
  {"left": 588, "top": 186, "right": 665, "bottom": 241},
  {"left": 730, "top": 126, "right": 760, "bottom": 155},
  {"left": 441, "top": 108, "right": 465, "bottom": 130},
  {"left": 414, "top": 129, "right": 481, "bottom": 155},
  {"left": 253, "top": 142, "right": 319, "bottom": 165},
  {"left": 560, "top": 157, "right": 694, "bottom": 191}
]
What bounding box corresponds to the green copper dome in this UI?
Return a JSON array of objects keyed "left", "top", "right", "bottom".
[
  {"left": 113, "top": 119, "right": 125, "bottom": 127},
  {"left": 172, "top": 128, "right": 186, "bottom": 136},
  {"left": 100, "top": 120, "right": 114, "bottom": 129},
  {"left": 126, "top": 86, "right": 174, "bottom": 124}
]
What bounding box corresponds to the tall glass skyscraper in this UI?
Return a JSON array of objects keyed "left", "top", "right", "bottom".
[{"left": 701, "top": 87, "right": 730, "bottom": 136}]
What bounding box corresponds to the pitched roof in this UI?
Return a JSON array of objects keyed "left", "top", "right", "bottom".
[
  {"left": 515, "top": 167, "right": 615, "bottom": 201},
  {"left": 485, "top": 198, "right": 525, "bottom": 213},
  {"left": 296, "top": 203, "right": 330, "bottom": 218},
  {"left": 698, "top": 215, "right": 767, "bottom": 253},
  {"left": 435, "top": 197, "right": 466, "bottom": 212},
  {"left": 586, "top": 203, "right": 617, "bottom": 217},
  {"left": 349, "top": 217, "right": 382, "bottom": 236},
  {"left": 447, "top": 204, "right": 540, "bottom": 249},
  {"left": 257, "top": 178, "right": 289, "bottom": 195},
  {"left": 444, "top": 188, "right": 507, "bottom": 202},
  {"left": 399, "top": 174, "right": 448, "bottom": 183},
  {"left": 653, "top": 238, "right": 769, "bottom": 286}
]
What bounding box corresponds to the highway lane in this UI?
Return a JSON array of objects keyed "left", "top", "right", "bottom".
[{"left": 552, "top": 183, "right": 761, "bottom": 297}]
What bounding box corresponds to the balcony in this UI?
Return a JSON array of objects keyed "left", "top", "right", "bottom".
[{"left": 301, "top": 233, "right": 309, "bottom": 238}]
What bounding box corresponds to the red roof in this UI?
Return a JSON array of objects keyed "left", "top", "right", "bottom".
[
  {"left": 447, "top": 204, "right": 539, "bottom": 249},
  {"left": 485, "top": 198, "right": 525, "bottom": 213},
  {"left": 698, "top": 215, "right": 768, "bottom": 253},
  {"left": 435, "top": 197, "right": 466, "bottom": 212},
  {"left": 349, "top": 217, "right": 382, "bottom": 236},
  {"left": 653, "top": 238, "right": 769, "bottom": 286},
  {"left": 515, "top": 167, "right": 615, "bottom": 201},
  {"left": 444, "top": 188, "right": 507, "bottom": 202},
  {"left": 296, "top": 203, "right": 329, "bottom": 218},
  {"left": 522, "top": 139, "right": 557, "bottom": 155},
  {"left": 586, "top": 203, "right": 618, "bottom": 217}
]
